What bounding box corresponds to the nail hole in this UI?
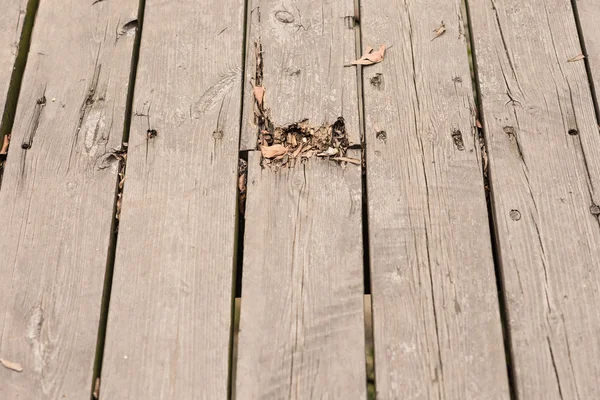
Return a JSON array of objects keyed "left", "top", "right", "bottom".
[
  {"left": 568, "top": 129, "right": 579, "bottom": 136},
  {"left": 147, "top": 129, "right": 157, "bottom": 139},
  {"left": 509, "top": 209, "right": 521, "bottom": 221},
  {"left": 451, "top": 129, "right": 465, "bottom": 151},
  {"left": 370, "top": 73, "right": 383, "bottom": 88}
]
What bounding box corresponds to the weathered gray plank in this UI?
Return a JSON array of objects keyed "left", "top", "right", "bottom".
[
  {"left": 576, "top": 0, "right": 600, "bottom": 106},
  {"left": 100, "top": 0, "right": 245, "bottom": 398},
  {"left": 237, "top": 152, "right": 366, "bottom": 399},
  {"left": 0, "top": 0, "right": 138, "bottom": 397},
  {"left": 0, "top": 0, "right": 27, "bottom": 136},
  {"left": 468, "top": 0, "right": 600, "bottom": 398},
  {"left": 239, "top": 0, "right": 360, "bottom": 150},
  {"left": 361, "top": 0, "right": 510, "bottom": 398},
  {"left": 235, "top": 0, "right": 366, "bottom": 397}
]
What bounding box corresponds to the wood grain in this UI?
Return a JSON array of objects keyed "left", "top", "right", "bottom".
[
  {"left": 236, "top": 152, "right": 366, "bottom": 399},
  {"left": 0, "top": 0, "right": 138, "bottom": 397},
  {"left": 0, "top": 0, "right": 27, "bottom": 136},
  {"left": 99, "top": 0, "right": 245, "bottom": 398},
  {"left": 468, "top": 0, "right": 600, "bottom": 398},
  {"left": 235, "top": 1, "right": 365, "bottom": 397},
  {"left": 576, "top": 0, "right": 600, "bottom": 108},
  {"left": 361, "top": 0, "right": 510, "bottom": 398},
  {"left": 239, "top": 0, "right": 359, "bottom": 150}
]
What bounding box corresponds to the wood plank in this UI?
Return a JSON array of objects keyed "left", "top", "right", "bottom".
[
  {"left": 468, "top": 0, "right": 600, "bottom": 398},
  {"left": 0, "top": 0, "right": 27, "bottom": 137},
  {"left": 576, "top": 0, "right": 600, "bottom": 107},
  {"left": 239, "top": 0, "right": 360, "bottom": 150},
  {"left": 237, "top": 153, "right": 366, "bottom": 399},
  {"left": 235, "top": 0, "right": 366, "bottom": 397},
  {"left": 0, "top": 0, "right": 139, "bottom": 397},
  {"left": 99, "top": 1, "right": 245, "bottom": 398},
  {"left": 361, "top": 0, "right": 511, "bottom": 398}
]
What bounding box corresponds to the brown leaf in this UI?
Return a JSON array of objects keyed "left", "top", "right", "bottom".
[
  {"left": 432, "top": 21, "right": 446, "bottom": 41},
  {"left": 292, "top": 143, "right": 304, "bottom": 158},
  {"left": 0, "top": 134, "right": 10, "bottom": 155},
  {"left": 253, "top": 85, "right": 265, "bottom": 107},
  {"left": 301, "top": 149, "right": 317, "bottom": 159},
  {"left": 476, "top": 119, "right": 483, "bottom": 129},
  {"left": 260, "top": 144, "right": 288, "bottom": 159},
  {"left": 317, "top": 147, "right": 339, "bottom": 157},
  {"left": 351, "top": 44, "right": 387, "bottom": 65},
  {"left": 332, "top": 156, "right": 361, "bottom": 165},
  {"left": 238, "top": 174, "right": 246, "bottom": 193},
  {"left": 1, "top": 358, "right": 23, "bottom": 372},
  {"left": 93, "top": 378, "right": 101, "bottom": 399},
  {"left": 567, "top": 54, "right": 585, "bottom": 62}
]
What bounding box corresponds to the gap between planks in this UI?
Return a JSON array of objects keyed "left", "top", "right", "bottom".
[
  {"left": 462, "top": 0, "right": 519, "bottom": 397},
  {"left": 90, "top": 0, "right": 146, "bottom": 399},
  {"left": 0, "top": 0, "right": 39, "bottom": 189}
]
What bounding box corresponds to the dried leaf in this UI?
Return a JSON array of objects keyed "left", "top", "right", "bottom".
[
  {"left": 253, "top": 85, "right": 265, "bottom": 106},
  {"left": 331, "top": 156, "right": 361, "bottom": 165},
  {"left": 301, "top": 149, "right": 317, "bottom": 159},
  {"left": 351, "top": 44, "right": 387, "bottom": 65},
  {"left": 238, "top": 174, "right": 246, "bottom": 193},
  {"left": 292, "top": 143, "right": 304, "bottom": 158},
  {"left": 93, "top": 378, "right": 101, "bottom": 399},
  {"left": 432, "top": 21, "right": 446, "bottom": 41},
  {"left": 317, "top": 147, "right": 339, "bottom": 157},
  {"left": 567, "top": 54, "right": 585, "bottom": 62},
  {"left": 378, "top": 44, "right": 386, "bottom": 59},
  {"left": 260, "top": 144, "right": 288, "bottom": 159},
  {"left": 1, "top": 358, "right": 23, "bottom": 372},
  {"left": 1, "top": 134, "right": 10, "bottom": 155},
  {"left": 476, "top": 119, "right": 483, "bottom": 129}
]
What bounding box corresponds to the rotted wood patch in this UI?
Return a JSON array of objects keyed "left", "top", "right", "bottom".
[{"left": 250, "top": 40, "right": 361, "bottom": 169}]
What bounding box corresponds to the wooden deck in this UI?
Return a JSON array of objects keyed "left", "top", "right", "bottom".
[{"left": 1, "top": 0, "right": 600, "bottom": 399}]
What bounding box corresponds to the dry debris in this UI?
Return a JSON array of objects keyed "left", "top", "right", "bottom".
[
  {"left": 567, "top": 54, "right": 585, "bottom": 62},
  {"left": 258, "top": 118, "right": 356, "bottom": 169},
  {"left": 251, "top": 41, "right": 359, "bottom": 169},
  {"left": 238, "top": 158, "right": 247, "bottom": 215},
  {"left": 93, "top": 378, "right": 101, "bottom": 399},
  {"left": 0, "top": 134, "right": 9, "bottom": 155},
  {"left": 351, "top": 45, "right": 387, "bottom": 65},
  {"left": 0, "top": 134, "right": 10, "bottom": 187},
  {"left": 253, "top": 85, "right": 265, "bottom": 107},
  {"left": 114, "top": 143, "right": 127, "bottom": 222},
  {"left": 432, "top": 21, "right": 446, "bottom": 41},
  {"left": 0, "top": 358, "right": 23, "bottom": 372}
]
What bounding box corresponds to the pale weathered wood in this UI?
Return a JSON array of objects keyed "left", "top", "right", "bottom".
[
  {"left": 235, "top": 0, "right": 366, "bottom": 397},
  {"left": 361, "top": 0, "right": 510, "bottom": 398},
  {"left": 468, "top": 0, "right": 600, "bottom": 398},
  {"left": 100, "top": 1, "right": 245, "bottom": 398},
  {"left": 576, "top": 0, "right": 600, "bottom": 108},
  {"left": 0, "top": 0, "right": 27, "bottom": 135},
  {"left": 237, "top": 152, "right": 366, "bottom": 399},
  {"left": 239, "top": 0, "right": 360, "bottom": 150},
  {"left": 0, "top": 0, "right": 138, "bottom": 397}
]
